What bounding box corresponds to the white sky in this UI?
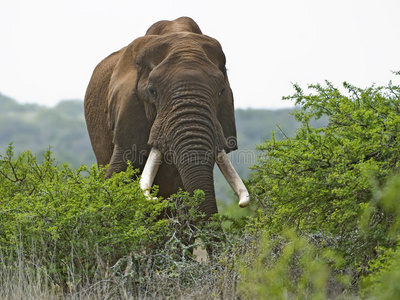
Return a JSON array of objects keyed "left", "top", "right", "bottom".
[{"left": 1, "top": 0, "right": 400, "bottom": 109}]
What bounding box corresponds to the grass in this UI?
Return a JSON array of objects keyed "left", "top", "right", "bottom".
[{"left": 0, "top": 244, "right": 239, "bottom": 300}]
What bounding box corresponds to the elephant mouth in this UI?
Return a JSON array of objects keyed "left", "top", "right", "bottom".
[{"left": 139, "top": 147, "right": 250, "bottom": 208}]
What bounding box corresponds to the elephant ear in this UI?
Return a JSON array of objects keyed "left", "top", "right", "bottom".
[
  {"left": 218, "top": 85, "right": 238, "bottom": 153},
  {"left": 202, "top": 38, "right": 238, "bottom": 153},
  {"left": 107, "top": 37, "right": 153, "bottom": 150}
]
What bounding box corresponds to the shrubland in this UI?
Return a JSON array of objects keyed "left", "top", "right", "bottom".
[
  {"left": 1, "top": 76, "right": 400, "bottom": 299},
  {"left": 249, "top": 77, "right": 400, "bottom": 298}
]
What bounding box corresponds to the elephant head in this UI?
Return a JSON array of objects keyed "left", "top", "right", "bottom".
[{"left": 84, "top": 17, "right": 249, "bottom": 218}]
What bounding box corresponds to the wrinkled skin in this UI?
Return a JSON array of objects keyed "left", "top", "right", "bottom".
[{"left": 84, "top": 17, "right": 237, "bottom": 217}]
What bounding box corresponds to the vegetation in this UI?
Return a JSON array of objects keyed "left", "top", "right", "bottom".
[
  {"left": 0, "top": 146, "right": 242, "bottom": 298},
  {"left": 1, "top": 77, "right": 400, "bottom": 298},
  {"left": 249, "top": 79, "right": 400, "bottom": 297}
]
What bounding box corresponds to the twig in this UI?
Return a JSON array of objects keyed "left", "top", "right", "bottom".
[{"left": 276, "top": 124, "right": 289, "bottom": 140}]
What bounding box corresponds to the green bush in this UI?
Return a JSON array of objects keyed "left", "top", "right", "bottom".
[
  {"left": 238, "top": 228, "right": 349, "bottom": 300},
  {"left": 0, "top": 145, "right": 171, "bottom": 285},
  {"left": 360, "top": 174, "right": 400, "bottom": 299},
  {"left": 0, "top": 145, "right": 244, "bottom": 298},
  {"left": 250, "top": 79, "right": 400, "bottom": 283},
  {"left": 360, "top": 244, "right": 400, "bottom": 299}
]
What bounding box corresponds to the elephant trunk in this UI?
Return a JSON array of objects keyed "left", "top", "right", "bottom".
[
  {"left": 174, "top": 148, "right": 217, "bottom": 216},
  {"left": 165, "top": 99, "right": 219, "bottom": 217}
]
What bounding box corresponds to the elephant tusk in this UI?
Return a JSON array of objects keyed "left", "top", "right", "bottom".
[
  {"left": 216, "top": 150, "right": 250, "bottom": 208},
  {"left": 140, "top": 147, "right": 162, "bottom": 197}
]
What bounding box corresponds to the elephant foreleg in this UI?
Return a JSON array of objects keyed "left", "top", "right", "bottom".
[{"left": 106, "top": 145, "right": 129, "bottom": 178}]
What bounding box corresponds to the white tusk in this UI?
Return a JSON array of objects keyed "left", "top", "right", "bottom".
[
  {"left": 216, "top": 150, "right": 250, "bottom": 208},
  {"left": 140, "top": 147, "right": 162, "bottom": 197}
]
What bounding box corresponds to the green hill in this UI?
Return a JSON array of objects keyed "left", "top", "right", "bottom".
[{"left": 0, "top": 93, "right": 95, "bottom": 167}]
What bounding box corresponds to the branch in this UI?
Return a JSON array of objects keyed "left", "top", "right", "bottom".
[{"left": 276, "top": 124, "right": 289, "bottom": 140}]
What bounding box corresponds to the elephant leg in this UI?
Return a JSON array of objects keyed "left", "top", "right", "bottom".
[{"left": 106, "top": 145, "right": 129, "bottom": 178}]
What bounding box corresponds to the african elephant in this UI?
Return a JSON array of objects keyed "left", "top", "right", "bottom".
[{"left": 84, "top": 17, "right": 249, "bottom": 217}]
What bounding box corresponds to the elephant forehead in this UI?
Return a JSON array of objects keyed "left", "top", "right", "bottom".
[
  {"left": 156, "top": 32, "right": 219, "bottom": 46},
  {"left": 136, "top": 33, "right": 226, "bottom": 73},
  {"left": 143, "top": 33, "right": 223, "bottom": 59}
]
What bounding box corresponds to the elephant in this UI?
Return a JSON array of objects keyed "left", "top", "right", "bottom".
[{"left": 84, "top": 17, "right": 249, "bottom": 218}]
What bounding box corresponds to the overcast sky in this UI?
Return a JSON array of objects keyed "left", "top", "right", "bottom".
[{"left": 1, "top": 0, "right": 400, "bottom": 109}]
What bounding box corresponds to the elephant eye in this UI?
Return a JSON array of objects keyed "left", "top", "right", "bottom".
[
  {"left": 147, "top": 85, "right": 157, "bottom": 97},
  {"left": 218, "top": 88, "right": 226, "bottom": 96}
]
